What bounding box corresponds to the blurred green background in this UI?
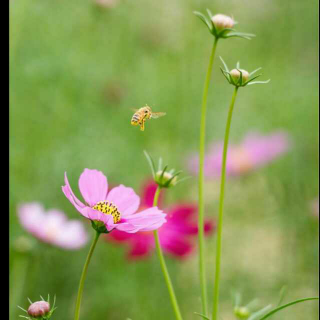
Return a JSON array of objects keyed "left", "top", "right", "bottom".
[{"left": 10, "top": 0, "right": 318, "bottom": 319}]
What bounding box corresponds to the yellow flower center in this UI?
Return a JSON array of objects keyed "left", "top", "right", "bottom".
[{"left": 92, "top": 201, "right": 121, "bottom": 223}]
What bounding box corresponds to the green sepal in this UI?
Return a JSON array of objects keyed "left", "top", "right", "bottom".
[
  {"left": 247, "top": 304, "right": 272, "bottom": 320},
  {"left": 91, "top": 220, "right": 109, "bottom": 234},
  {"left": 258, "top": 297, "right": 319, "bottom": 320},
  {"left": 246, "top": 79, "right": 270, "bottom": 86},
  {"left": 194, "top": 312, "right": 210, "bottom": 320},
  {"left": 144, "top": 150, "right": 156, "bottom": 179},
  {"left": 193, "top": 11, "right": 212, "bottom": 32}
]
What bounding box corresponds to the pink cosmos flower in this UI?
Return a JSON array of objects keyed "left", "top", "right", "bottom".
[
  {"left": 62, "top": 169, "right": 166, "bottom": 233},
  {"left": 188, "top": 131, "right": 291, "bottom": 178},
  {"left": 18, "top": 203, "right": 88, "bottom": 249},
  {"left": 106, "top": 180, "right": 215, "bottom": 260}
]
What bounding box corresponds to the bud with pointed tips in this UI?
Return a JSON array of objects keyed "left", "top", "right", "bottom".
[
  {"left": 18, "top": 295, "right": 56, "bottom": 320},
  {"left": 155, "top": 170, "right": 178, "bottom": 188},
  {"left": 194, "top": 9, "right": 254, "bottom": 40},
  {"left": 144, "top": 151, "right": 189, "bottom": 189},
  {"left": 220, "top": 57, "right": 270, "bottom": 87}
]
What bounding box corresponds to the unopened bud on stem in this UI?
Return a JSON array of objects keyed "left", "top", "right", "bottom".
[
  {"left": 234, "top": 306, "right": 250, "bottom": 319},
  {"left": 155, "top": 170, "right": 177, "bottom": 188},
  {"left": 230, "top": 69, "right": 249, "bottom": 83},
  {"left": 27, "top": 301, "right": 50, "bottom": 318},
  {"left": 211, "top": 14, "right": 234, "bottom": 31}
]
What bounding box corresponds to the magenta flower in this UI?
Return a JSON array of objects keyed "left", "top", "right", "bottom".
[
  {"left": 106, "top": 180, "right": 215, "bottom": 259},
  {"left": 18, "top": 203, "right": 88, "bottom": 249},
  {"left": 62, "top": 169, "right": 166, "bottom": 233},
  {"left": 188, "top": 131, "right": 291, "bottom": 178}
]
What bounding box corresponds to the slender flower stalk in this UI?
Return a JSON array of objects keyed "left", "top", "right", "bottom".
[
  {"left": 194, "top": 11, "right": 254, "bottom": 316},
  {"left": 74, "top": 231, "right": 100, "bottom": 320},
  {"left": 212, "top": 86, "right": 238, "bottom": 320},
  {"left": 153, "top": 186, "right": 183, "bottom": 320},
  {"left": 212, "top": 59, "right": 269, "bottom": 320},
  {"left": 198, "top": 37, "right": 219, "bottom": 316}
]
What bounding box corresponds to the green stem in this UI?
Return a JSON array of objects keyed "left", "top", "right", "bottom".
[
  {"left": 198, "top": 37, "right": 219, "bottom": 316},
  {"left": 153, "top": 186, "right": 183, "bottom": 320},
  {"left": 212, "top": 86, "right": 238, "bottom": 320},
  {"left": 74, "top": 231, "right": 100, "bottom": 320},
  {"left": 10, "top": 253, "right": 29, "bottom": 319}
]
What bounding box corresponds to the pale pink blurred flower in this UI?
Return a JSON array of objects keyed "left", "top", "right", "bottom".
[
  {"left": 188, "top": 131, "right": 291, "bottom": 178},
  {"left": 62, "top": 169, "right": 166, "bottom": 233},
  {"left": 106, "top": 180, "right": 215, "bottom": 260},
  {"left": 18, "top": 203, "right": 88, "bottom": 249}
]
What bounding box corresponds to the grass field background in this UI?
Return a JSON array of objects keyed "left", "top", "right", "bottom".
[{"left": 10, "top": 0, "right": 318, "bottom": 319}]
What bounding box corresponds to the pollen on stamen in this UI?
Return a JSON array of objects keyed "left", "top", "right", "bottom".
[{"left": 92, "top": 201, "right": 121, "bottom": 223}]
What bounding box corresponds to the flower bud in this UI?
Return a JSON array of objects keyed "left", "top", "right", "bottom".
[
  {"left": 230, "top": 69, "right": 249, "bottom": 83},
  {"left": 155, "top": 170, "right": 177, "bottom": 188},
  {"left": 211, "top": 14, "right": 234, "bottom": 31},
  {"left": 234, "top": 306, "right": 250, "bottom": 319},
  {"left": 27, "top": 301, "right": 50, "bottom": 318}
]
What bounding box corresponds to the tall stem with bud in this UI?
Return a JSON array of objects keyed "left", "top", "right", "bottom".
[
  {"left": 198, "top": 37, "right": 219, "bottom": 316},
  {"left": 212, "top": 86, "right": 238, "bottom": 320}
]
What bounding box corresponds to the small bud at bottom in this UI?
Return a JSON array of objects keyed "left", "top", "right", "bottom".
[
  {"left": 234, "top": 306, "right": 250, "bottom": 319},
  {"left": 28, "top": 301, "right": 50, "bottom": 318}
]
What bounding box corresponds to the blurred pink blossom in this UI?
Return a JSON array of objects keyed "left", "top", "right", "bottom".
[
  {"left": 18, "top": 203, "right": 88, "bottom": 249},
  {"left": 62, "top": 169, "right": 166, "bottom": 233},
  {"left": 106, "top": 180, "right": 215, "bottom": 260},
  {"left": 188, "top": 131, "right": 291, "bottom": 178}
]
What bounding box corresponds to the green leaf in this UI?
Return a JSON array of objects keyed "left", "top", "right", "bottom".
[
  {"left": 194, "top": 312, "right": 211, "bottom": 320},
  {"left": 206, "top": 8, "right": 213, "bottom": 18},
  {"left": 243, "top": 74, "right": 262, "bottom": 86},
  {"left": 258, "top": 297, "right": 319, "bottom": 320},
  {"left": 225, "top": 32, "right": 255, "bottom": 40},
  {"left": 193, "top": 11, "right": 212, "bottom": 32},
  {"left": 158, "top": 157, "right": 163, "bottom": 172},
  {"left": 249, "top": 67, "right": 262, "bottom": 77},
  {"left": 219, "top": 56, "right": 229, "bottom": 72},
  {"left": 175, "top": 176, "right": 192, "bottom": 185},
  {"left": 248, "top": 305, "right": 272, "bottom": 320},
  {"left": 143, "top": 150, "right": 156, "bottom": 179},
  {"left": 220, "top": 68, "right": 231, "bottom": 83},
  {"left": 247, "top": 79, "right": 270, "bottom": 86},
  {"left": 277, "top": 285, "right": 287, "bottom": 307},
  {"left": 232, "top": 291, "right": 242, "bottom": 307}
]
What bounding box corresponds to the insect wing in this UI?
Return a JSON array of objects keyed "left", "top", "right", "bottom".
[{"left": 151, "top": 112, "right": 166, "bottom": 119}]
